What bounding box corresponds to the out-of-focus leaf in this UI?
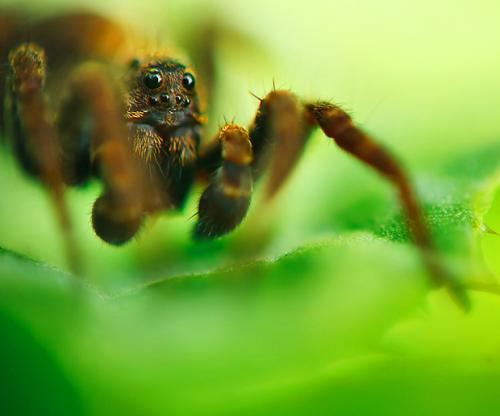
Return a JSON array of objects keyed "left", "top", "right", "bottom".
[
  {"left": 1, "top": 136, "right": 499, "bottom": 413},
  {"left": 0, "top": 307, "right": 85, "bottom": 416}
]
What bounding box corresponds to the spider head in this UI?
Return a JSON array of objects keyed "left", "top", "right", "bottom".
[{"left": 125, "top": 57, "right": 203, "bottom": 133}]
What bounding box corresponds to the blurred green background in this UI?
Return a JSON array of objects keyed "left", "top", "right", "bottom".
[{"left": 0, "top": 0, "right": 499, "bottom": 414}]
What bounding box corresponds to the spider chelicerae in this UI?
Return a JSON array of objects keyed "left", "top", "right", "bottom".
[{"left": 0, "top": 11, "right": 467, "bottom": 307}]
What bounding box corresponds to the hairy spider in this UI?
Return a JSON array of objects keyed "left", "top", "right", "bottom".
[{"left": 0, "top": 12, "right": 467, "bottom": 307}]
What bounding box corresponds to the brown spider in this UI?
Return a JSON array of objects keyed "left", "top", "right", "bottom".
[{"left": 0, "top": 11, "right": 468, "bottom": 307}]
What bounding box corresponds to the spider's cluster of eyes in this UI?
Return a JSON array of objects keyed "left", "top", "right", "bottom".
[{"left": 143, "top": 68, "right": 195, "bottom": 108}]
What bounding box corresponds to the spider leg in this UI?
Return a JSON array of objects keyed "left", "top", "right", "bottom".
[
  {"left": 0, "top": 12, "right": 22, "bottom": 135},
  {"left": 180, "top": 18, "right": 270, "bottom": 130},
  {"left": 194, "top": 125, "right": 253, "bottom": 239},
  {"left": 19, "top": 12, "right": 126, "bottom": 66},
  {"left": 186, "top": 23, "right": 217, "bottom": 118},
  {"left": 248, "top": 90, "right": 313, "bottom": 198},
  {"left": 57, "top": 63, "right": 146, "bottom": 245},
  {"left": 246, "top": 89, "right": 468, "bottom": 309},
  {"left": 4, "top": 43, "right": 81, "bottom": 274},
  {"left": 304, "top": 100, "right": 469, "bottom": 309}
]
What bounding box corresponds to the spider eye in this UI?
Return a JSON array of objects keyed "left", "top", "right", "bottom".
[
  {"left": 143, "top": 70, "right": 162, "bottom": 89},
  {"left": 182, "top": 72, "right": 195, "bottom": 90}
]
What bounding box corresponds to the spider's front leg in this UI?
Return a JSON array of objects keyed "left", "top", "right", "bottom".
[
  {"left": 0, "top": 13, "right": 21, "bottom": 131},
  {"left": 5, "top": 43, "right": 145, "bottom": 273},
  {"left": 4, "top": 43, "right": 81, "bottom": 273},
  {"left": 57, "top": 63, "right": 146, "bottom": 245},
  {"left": 249, "top": 90, "right": 469, "bottom": 309}
]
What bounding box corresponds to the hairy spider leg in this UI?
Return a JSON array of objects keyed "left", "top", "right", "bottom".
[
  {"left": 304, "top": 100, "right": 470, "bottom": 310},
  {"left": 16, "top": 12, "right": 126, "bottom": 67},
  {"left": 4, "top": 43, "right": 81, "bottom": 274},
  {"left": 183, "top": 22, "right": 217, "bottom": 122},
  {"left": 181, "top": 18, "right": 269, "bottom": 134},
  {"left": 0, "top": 13, "right": 22, "bottom": 133},
  {"left": 236, "top": 90, "right": 469, "bottom": 310},
  {"left": 248, "top": 91, "right": 313, "bottom": 198},
  {"left": 57, "top": 63, "right": 146, "bottom": 245},
  {"left": 2, "top": 12, "right": 127, "bottom": 131}
]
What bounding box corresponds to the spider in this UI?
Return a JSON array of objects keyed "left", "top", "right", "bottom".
[{"left": 0, "top": 11, "right": 468, "bottom": 308}]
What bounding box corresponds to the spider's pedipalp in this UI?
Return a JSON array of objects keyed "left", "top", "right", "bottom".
[{"left": 194, "top": 124, "right": 253, "bottom": 239}]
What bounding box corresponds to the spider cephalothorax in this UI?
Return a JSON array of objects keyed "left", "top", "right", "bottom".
[
  {"left": 0, "top": 11, "right": 468, "bottom": 308},
  {"left": 125, "top": 57, "right": 203, "bottom": 167}
]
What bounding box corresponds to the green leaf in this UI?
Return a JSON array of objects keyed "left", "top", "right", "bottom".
[
  {"left": 0, "top": 307, "right": 85, "bottom": 415},
  {"left": 0, "top": 135, "right": 498, "bottom": 414}
]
